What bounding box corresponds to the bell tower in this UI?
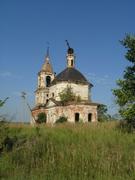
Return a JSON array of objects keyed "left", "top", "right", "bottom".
[
  {"left": 35, "top": 48, "right": 54, "bottom": 105},
  {"left": 66, "top": 40, "right": 75, "bottom": 68}
]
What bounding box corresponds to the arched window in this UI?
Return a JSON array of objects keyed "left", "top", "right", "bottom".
[
  {"left": 46, "top": 76, "right": 51, "bottom": 87},
  {"left": 88, "top": 113, "right": 92, "bottom": 122},
  {"left": 75, "top": 113, "right": 79, "bottom": 122}
]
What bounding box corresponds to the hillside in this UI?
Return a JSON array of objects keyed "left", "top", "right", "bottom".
[{"left": 0, "top": 122, "right": 135, "bottom": 180}]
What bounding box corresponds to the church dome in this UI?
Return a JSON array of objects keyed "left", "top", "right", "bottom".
[{"left": 51, "top": 67, "right": 92, "bottom": 86}]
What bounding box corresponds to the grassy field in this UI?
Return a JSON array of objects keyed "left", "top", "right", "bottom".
[{"left": 0, "top": 122, "right": 135, "bottom": 180}]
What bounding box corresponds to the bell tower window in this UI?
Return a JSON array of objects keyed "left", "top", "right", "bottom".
[{"left": 46, "top": 76, "right": 51, "bottom": 87}]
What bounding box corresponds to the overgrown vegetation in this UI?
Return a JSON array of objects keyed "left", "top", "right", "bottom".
[
  {"left": 0, "top": 122, "right": 135, "bottom": 180},
  {"left": 56, "top": 116, "right": 67, "bottom": 123},
  {"left": 97, "top": 104, "right": 111, "bottom": 122},
  {"left": 0, "top": 97, "right": 9, "bottom": 122},
  {"left": 36, "top": 112, "right": 46, "bottom": 124},
  {"left": 113, "top": 34, "right": 135, "bottom": 129},
  {"left": 59, "top": 85, "right": 81, "bottom": 105}
]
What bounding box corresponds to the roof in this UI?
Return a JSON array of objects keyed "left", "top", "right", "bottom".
[
  {"left": 32, "top": 99, "right": 99, "bottom": 111},
  {"left": 41, "top": 56, "right": 53, "bottom": 74},
  {"left": 51, "top": 67, "right": 92, "bottom": 86}
]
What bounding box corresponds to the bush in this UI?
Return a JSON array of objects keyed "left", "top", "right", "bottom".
[
  {"left": 56, "top": 116, "right": 67, "bottom": 123},
  {"left": 36, "top": 112, "right": 46, "bottom": 124},
  {"left": 59, "top": 86, "right": 81, "bottom": 105},
  {"left": 59, "top": 86, "right": 75, "bottom": 104},
  {"left": 97, "top": 104, "right": 110, "bottom": 122}
]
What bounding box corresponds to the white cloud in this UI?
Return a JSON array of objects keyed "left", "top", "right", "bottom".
[
  {"left": 87, "top": 73, "right": 113, "bottom": 86},
  {"left": 0, "top": 71, "right": 22, "bottom": 79},
  {"left": 0, "top": 71, "right": 12, "bottom": 77}
]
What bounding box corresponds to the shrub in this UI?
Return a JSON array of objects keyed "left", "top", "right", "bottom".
[
  {"left": 59, "top": 86, "right": 81, "bottom": 105},
  {"left": 56, "top": 116, "right": 67, "bottom": 123},
  {"left": 36, "top": 112, "right": 46, "bottom": 124},
  {"left": 59, "top": 86, "right": 75, "bottom": 104},
  {"left": 97, "top": 104, "right": 110, "bottom": 122}
]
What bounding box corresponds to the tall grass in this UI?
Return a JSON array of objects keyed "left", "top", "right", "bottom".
[{"left": 0, "top": 122, "right": 135, "bottom": 180}]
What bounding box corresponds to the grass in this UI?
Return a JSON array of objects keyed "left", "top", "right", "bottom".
[{"left": 0, "top": 121, "right": 135, "bottom": 180}]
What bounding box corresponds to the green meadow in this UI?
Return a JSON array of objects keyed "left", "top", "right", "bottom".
[{"left": 0, "top": 122, "right": 135, "bottom": 180}]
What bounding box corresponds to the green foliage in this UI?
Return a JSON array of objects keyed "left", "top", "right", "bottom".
[
  {"left": 112, "top": 35, "right": 135, "bottom": 127},
  {"left": 0, "top": 97, "right": 9, "bottom": 123},
  {"left": 59, "top": 85, "right": 75, "bottom": 104},
  {"left": 0, "top": 100, "right": 5, "bottom": 108},
  {"left": 56, "top": 116, "right": 67, "bottom": 123},
  {"left": 0, "top": 97, "right": 9, "bottom": 108},
  {"left": 36, "top": 112, "right": 46, "bottom": 124},
  {"left": 118, "top": 119, "right": 135, "bottom": 133},
  {"left": 1, "top": 122, "right": 135, "bottom": 179},
  {"left": 59, "top": 85, "right": 81, "bottom": 105},
  {"left": 0, "top": 122, "right": 9, "bottom": 152},
  {"left": 97, "top": 104, "right": 110, "bottom": 122}
]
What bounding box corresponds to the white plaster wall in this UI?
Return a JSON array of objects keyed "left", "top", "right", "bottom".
[
  {"left": 35, "top": 89, "right": 49, "bottom": 105},
  {"left": 38, "top": 72, "right": 46, "bottom": 88},
  {"left": 50, "top": 82, "right": 89, "bottom": 101}
]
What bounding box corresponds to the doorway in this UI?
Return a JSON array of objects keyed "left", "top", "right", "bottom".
[
  {"left": 88, "top": 113, "right": 92, "bottom": 122},
  {"left": 75, "top": 113, "right": 79, "bottom": 122}
]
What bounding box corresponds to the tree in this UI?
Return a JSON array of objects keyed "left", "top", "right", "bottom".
[
  {"left": 59, "top": 85, "right": 81, "bottom": 105},
  {"left": 97, "top": 104, "right": 110, "bottom": 122},
  {"left": 113, "top": 35, "right": 135, "bottom": 127},
  {"left": 36, "top": 112, "right": 46, "bottom": 124}
]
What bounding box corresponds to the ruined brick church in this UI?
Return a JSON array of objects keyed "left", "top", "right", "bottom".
[{"left": 31, "top": 45, "right": 98, "bottom": 124}]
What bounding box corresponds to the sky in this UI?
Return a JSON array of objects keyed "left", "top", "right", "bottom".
[{"left": 0, "top": 0, "right": 135, "bottom": 122}]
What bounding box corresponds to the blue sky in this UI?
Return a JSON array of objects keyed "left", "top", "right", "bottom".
[{"left": 0, "top": 0, "right": 135, "bottom": 121}]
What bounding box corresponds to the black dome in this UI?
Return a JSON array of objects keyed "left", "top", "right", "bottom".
[
  {"left": 51, "top": 68, "right": 92, "bottom": 85},
  {"left": 68, "top": 48, "right": 74, "bottom": 54}
]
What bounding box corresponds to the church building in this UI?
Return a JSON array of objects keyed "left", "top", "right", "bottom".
[{"left": 31, "top": 44, "right": 98, "bottom": 124}]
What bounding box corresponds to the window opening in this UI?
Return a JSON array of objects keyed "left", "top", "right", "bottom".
[
  {"left": 46, "top": 76, "right": 51, "bottom": 87},
  {"left": 75, "top": 113, "right": 79, "bottom": 122}
]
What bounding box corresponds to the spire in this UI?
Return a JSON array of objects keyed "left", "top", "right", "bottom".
[
  {"left": 66, "top": 40, "right": 75, "bottom": 68},
  {"left": 41, "top": 47, "right": 53, "bottom": 73},
  {"left": 46, "top": 46, "right": 49, "bottom": 57}
]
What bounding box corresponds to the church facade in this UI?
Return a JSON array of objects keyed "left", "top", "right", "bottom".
[{"left": 31, "top": 46, "right": 98, "bottom": 124}]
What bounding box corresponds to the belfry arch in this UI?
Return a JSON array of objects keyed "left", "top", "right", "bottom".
[{"left": 46, "top": 76, "right": 51, "bottom": 87}]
